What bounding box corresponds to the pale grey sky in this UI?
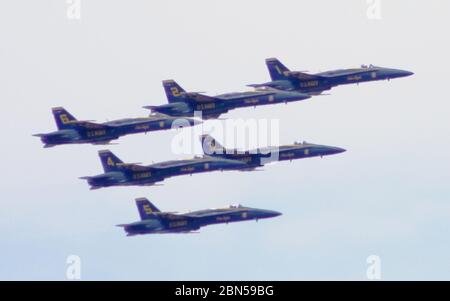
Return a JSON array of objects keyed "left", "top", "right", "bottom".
[{"left": 0, "top": 0, "right": 449, "bottom": 280}]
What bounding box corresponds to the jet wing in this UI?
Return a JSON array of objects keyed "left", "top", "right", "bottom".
[
  {"left": 114, "top": 160, "right": 199, "bottom": 172},
  {"left": 238, "top": 167, "right": 264, "bottom": 172},
  {"left": 148, "top": 112, "right": 172, "bottom": 119},
  {"left": 67, "top": 120, "right": 113, "bottom": 129},
  {"left": 316, "top": 68, "right": 377, "bottom": 78},
  {"left": 147, "top": 157, "right": 247, "bottom": 171},
  {"left": 115, "top": 162, "right": 156, "bottom": 172},
  {"left": 91, "top": 141, "right": 118, "bottom": 146},
  {"left": 285, "top": 71, "right": 326, "bottom": 80},
  {"left": 183, "top": 92, "right": 218, "bottom": 103},
  {"left": 148, "top": 156, "right": 213, "bottom": 169},
  {"left": 203, "top": 113, "right": 224, "bottom": 120},
  {"left": 215, "top": 91, "right": 276, "bottom": 101},
  {"left": 183, "top": 209, "right": 234, "bottom": 218},
  {"left": 155, "top": 212, "right": 181, "bottom": 219}
]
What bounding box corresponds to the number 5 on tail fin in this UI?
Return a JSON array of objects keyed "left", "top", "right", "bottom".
[{"left": 135, "top": 198, "right": 161, "bottom": 220}]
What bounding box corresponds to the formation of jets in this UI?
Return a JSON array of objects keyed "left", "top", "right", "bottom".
[{"left": 35, "top": 58, "right": 413, "bottom": 235}]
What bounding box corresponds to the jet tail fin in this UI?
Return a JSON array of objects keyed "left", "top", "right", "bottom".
[
  {"left": 98, "top": 150, "right": 124, "bottom": 172},
  {"left": 200, "top": 134, "right": 227, "bottom": 156},
  {"left": 162, "top": 80, "right": 187, "bottom": 103},
  {"left": 265, "top": 58, "right": 291, "bottom": 80},
  {"left": 246, "top": 83, "right": 267, "bottom": 88},
  {"left": 52, "top": 107, "right": 77, "bottom": 130},
  {"left": 135, "top": 197, "right": 161, "bottom": 220}
]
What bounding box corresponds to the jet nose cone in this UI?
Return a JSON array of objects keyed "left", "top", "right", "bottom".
[
  {"left": 261, "top": 210, "right": 282, "bottom": 218},
  {"left": 400, "top": 70, "right": 414, "bottom": 77},
  {"left": 333, "top": 147, "right": 346, "bottom": 154},
  {"left": 270, "top": 210, "right": 282, "bottom": 217},
  {"left": 326, "top": 146, "right": 346, "bottom": 155},
  {"left": 389, "top": 69, "right": 414, "bottom": 78}
]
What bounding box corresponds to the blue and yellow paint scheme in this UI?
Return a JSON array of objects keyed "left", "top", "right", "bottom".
[
  {"left": 80, "top": 149, "right": 248, "bottom": 190},
  {"left": 200, "top": 134, "right": 346, "bottom": 170},
  {"left": 248, "top": 58, "right": 414, "bottom": 95},
  {"left": 117, "top": 198, "right": 281, "bottom": 235},
  {"left": 143, "top": 79, "right": 311, "bottom": 119},
  {"left": 33, "top": 107, "right": 201, "bottom": 147}
]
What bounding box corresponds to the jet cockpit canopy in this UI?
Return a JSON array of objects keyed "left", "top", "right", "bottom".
[{"left": 294, "top": 141, "right": 307, "bottom": 145}]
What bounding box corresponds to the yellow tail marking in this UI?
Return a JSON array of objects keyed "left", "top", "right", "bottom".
[
  {"left": 171, "top": 87, "right": 180, "bottom": 97},
  {"left": 143, "top": 204, "right": 153, "bottom": 214},
  {"left": 60, "top": 114, "right": 70, "bottom": 124}
]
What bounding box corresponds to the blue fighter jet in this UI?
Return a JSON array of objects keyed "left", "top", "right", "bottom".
[
  {"left": 200, "top": 134, "right": 346, "bottom": 170},
  {"left": 80, "top": 149, "right": 247, "bottom": 189},
  {"left": 117, "top": 198, "right": 282, "bottom": 235},
  {"left": 143, "top": 79, "right": 311, "bottom": 119},
  {"left": 249, "top": 58, "right": 414, "bottom": 95},
  {"left": 33, "top": 107, "right": 200, "bottom": 147}
]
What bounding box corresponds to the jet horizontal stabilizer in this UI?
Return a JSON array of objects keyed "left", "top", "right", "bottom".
[
  {"left": 142, "top": 105, "right": 158, "bottom": 111},
  {"left": 246, "top": 83, "right": 265, "bottom": 88}
]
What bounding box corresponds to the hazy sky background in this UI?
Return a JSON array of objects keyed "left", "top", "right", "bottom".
[{"left": 1, "top": 0, "right": 449, "bottom": 280}]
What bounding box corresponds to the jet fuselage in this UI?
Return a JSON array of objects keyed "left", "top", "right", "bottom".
[
  {"left": 121, "top": 205, "right": 281, "bottom": 235},
  {"left": 35, "top": 107, "right": 199, "bottom": 147},
  {"left": 252, "top": 58, "right": 414, "bottom": 95},
  {"left": 146, "top": 80, "right": 310, "bottom": 119},
  {"left": 201, "top": 137, "right": 346, "bottom": 169},
  {"left": 83, "top": 153, "right": 247, "bottom": 190}
]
